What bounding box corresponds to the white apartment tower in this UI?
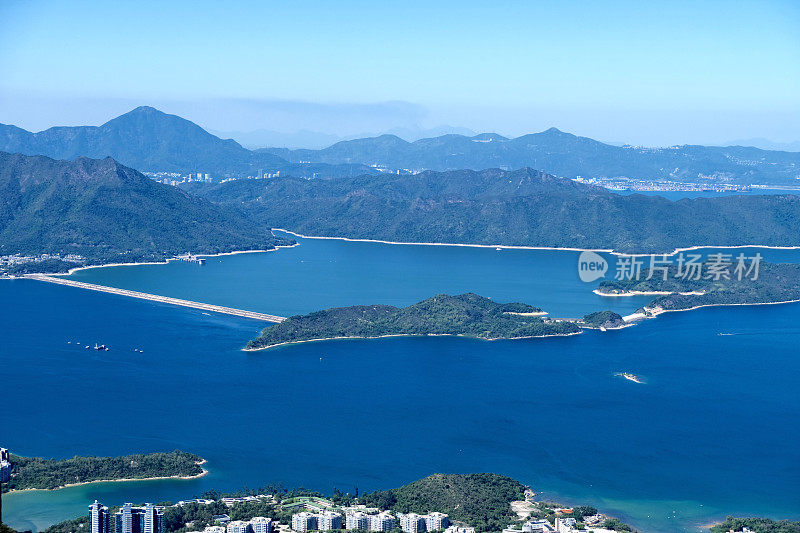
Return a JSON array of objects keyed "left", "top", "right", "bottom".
[
  {"left": 250, "top": 517, "right": 273, "bottom": 533},
  {"left": 318, "top": 511, "right": 343, "bottom": 531},
  {"left": 89, "top": 500, "right": 110, "bottom": 533},
  {"left": 425, "top": 513, "right": 449, "bottom": 531},
  {"left": 346, "top": 512, "right": 370, "bottom": 530},
  {"left": 399, "top": 514, "right": 426, "bottom": 533},
  {"left": 143, "top": 503, "right": 164, "bottom": 533},
  {"left": 292, "top": 512, "right": 318, "bottom": 532},
  {"left": 369, "top": 512, "right": 396, "bottom": 532},
  {"left": 227, "top": 521, "right": 251, "bottom": 533}
]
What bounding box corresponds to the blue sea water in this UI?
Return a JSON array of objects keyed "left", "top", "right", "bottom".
[{"left": 2, "top": 237, "right": 799, "bottom": 532}]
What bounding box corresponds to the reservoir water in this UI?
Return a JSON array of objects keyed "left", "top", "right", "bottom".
[{"left": 3, "top": 235, "right": 799, "bottom": 532}]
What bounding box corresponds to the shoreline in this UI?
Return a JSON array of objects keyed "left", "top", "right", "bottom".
[
  {"left": 4, "top": 230, "right": 799, "bottom": 280},
  {"left": 243, "top": 330, "right": 583, "bottom": 351},
  {"left": 61, "top": 243, "right": 298, "bottom": 276},
  {"left": 6, "top": 462, "right": 209, "bottom": 494},
  {"left": 641, "top": 298, "right": 800, "bottom": 319},
  {"left": 593, "top": 289, "right": 706, "bottom": 297},
  {"left": 273, "top": 228, "right": 800, "bottom": 257},
  {"left": 0, "top": 242, "right": 299, "bottom": 279}
]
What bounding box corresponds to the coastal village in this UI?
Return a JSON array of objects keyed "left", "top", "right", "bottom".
[{"left": 82, "top": 490, "right": 631, "bottom": 533}]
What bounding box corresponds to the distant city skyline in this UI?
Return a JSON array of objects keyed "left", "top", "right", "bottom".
[{"left": 1, "top": 0, "right": 798, "bottom": 147}]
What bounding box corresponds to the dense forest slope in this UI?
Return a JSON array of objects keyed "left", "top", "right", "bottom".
[
  {"left": 264, "top": 128, "right": 800, "bottom": 185},
  {"left": 187, "top": 168, "right": 800, "bottom": 254},
  {"left": 0, "top": 152, "right": 290, "bottom": 270}
]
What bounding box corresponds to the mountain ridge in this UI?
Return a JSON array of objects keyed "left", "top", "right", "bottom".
[
  {"left": 5, "top": 107, "right": 800, "bottom": 183},
  {"left": 0, "top": 107, "right": 376, "bottom": 180},
  {"left": 185, "top": 167, "right": 800, "bottom": 254},
  {"left": 0, "top": 151, "right": 290, "bottom": 272},
  {"left": 262, "top": 127, "right": 800, "bottom": 185}
]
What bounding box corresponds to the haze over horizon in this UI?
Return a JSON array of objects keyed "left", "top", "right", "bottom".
[{"left": 1, "top": 0, "right": 799, "bottom": 147}]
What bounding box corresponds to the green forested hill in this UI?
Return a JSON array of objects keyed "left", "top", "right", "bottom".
[
  {"left": 187, "top": 167, "right": 800, "bottom": 254},
  {"left": 0, "top": 152, "right": 290, "bottom": 270},
  {"left": 247, "top": 293, "right": 576, "bottom": 349},
  {"left": 359, "top": 473, "right": 526, "bottom": 532}
]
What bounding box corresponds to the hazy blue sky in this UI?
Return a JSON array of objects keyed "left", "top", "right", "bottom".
[{"left": 1, "top": 0, "right": 798, "bottom": 145}]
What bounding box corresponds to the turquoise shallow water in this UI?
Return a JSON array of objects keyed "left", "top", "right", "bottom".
[{"left": 2, "top": 236, "right": 799, "bottom": 532}]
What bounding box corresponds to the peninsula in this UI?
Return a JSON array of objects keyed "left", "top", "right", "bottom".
[
  {"left": 246, "top": 293, "right": 581, "bottom": 350},
  {"left": 2, "top": 450, "right": 206, "bottom": 492},
  {"left": 710, "top": 517, "right": 800, "bottom": 533},
  {"left": 595, "top": 262, "right": 800, "bottom": 315}
]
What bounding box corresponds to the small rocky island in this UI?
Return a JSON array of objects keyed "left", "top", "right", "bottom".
[
  {"left": 596, "top": 262, "right": 800, "bottom": 314},
  {"left": 580, "top": 310, "right": 626, "bottom": 329},
  {"left": 246, "top": 293, "right": 581, "bottom": 350}
]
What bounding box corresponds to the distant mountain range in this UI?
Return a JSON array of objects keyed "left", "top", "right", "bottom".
[
  {"left": 723, "top": 138, "right": 800, "bottom": 152},
  {"left": 185, "top": 167, "right": 800, "bottom": 254},
  {"left": 4, "top": 107, "right": 799, "bottom": 185},
  {"left": 0, "top": 107, "right": 375, "bottom": 180},
  {"left": 213, "top": 125, "right": 476, "bottom": 149},
  {"left": 264, "top": 129, "right": 800, "bottom": 185},
  {"left": 0, "top": 151, "right": 290, "bottom": 270}
]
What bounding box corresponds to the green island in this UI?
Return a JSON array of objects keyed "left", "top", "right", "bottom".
[
  {"left": 34, "top": 473, "right": 638, "bottom": 533},
  {"left": 595, "top": 262, "right": 800, "bottom": 313},
  {"left": 245, "top": 263, "right": 800, "bottom": 351},
  {"left": 246, "top": 293, "right": 581, "bottom": 350},
  {"left": 1, "top": 450, "right": 205, "bottom": 492},
  {"left": 710, "top": 517, "right": 800, "bottom": 533}
]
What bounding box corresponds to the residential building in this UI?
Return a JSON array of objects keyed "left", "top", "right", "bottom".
[
  {"left": 522, "top": 521, "right": 553, "bottom": 533},
  {"left": 89, "top": 500, "right": 110, "bottom": 533},
  {"left": 143, "top": 503, "right": 164, "bottom": 533},
  {"left": 0, "top": 457, "right": 10, "bottom": 483},
  {"left": 554, "top": 518, "right": 577, "bottom": 533},
  {"left": 369, "top": 512, "right": 396, "bottom": 532},
  {"left": 398, "top": 514, "right": 426, "bottom": 533},
  {"left": 444, "top": 527, "right": 475, "bottom": 533},
  {"left": 293, "top": 512, "right": 318, "bottom": 532},
  {"left": 114, "top": 503, "right": 164, "bottom": 533},
  {"left": 204, "top": 528, "right": 227, "bottom": 533},
  {"left": 425, "top": 513, "right": 449, "bottom": 531},
  {"left": 318, "top": 511, "right": 343, "bottom": 531},
  {"left": 116, "top": 504, "right": 141, "bottom": 533},
  {"left": 346, "top": 512, "right": 370, "bottom": 530},
  {"left": 250, "top": 517, "right": 273, "bottom": 533},
  {"left": 228, "top": 521, "right": 251, "bottom": 533}
]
